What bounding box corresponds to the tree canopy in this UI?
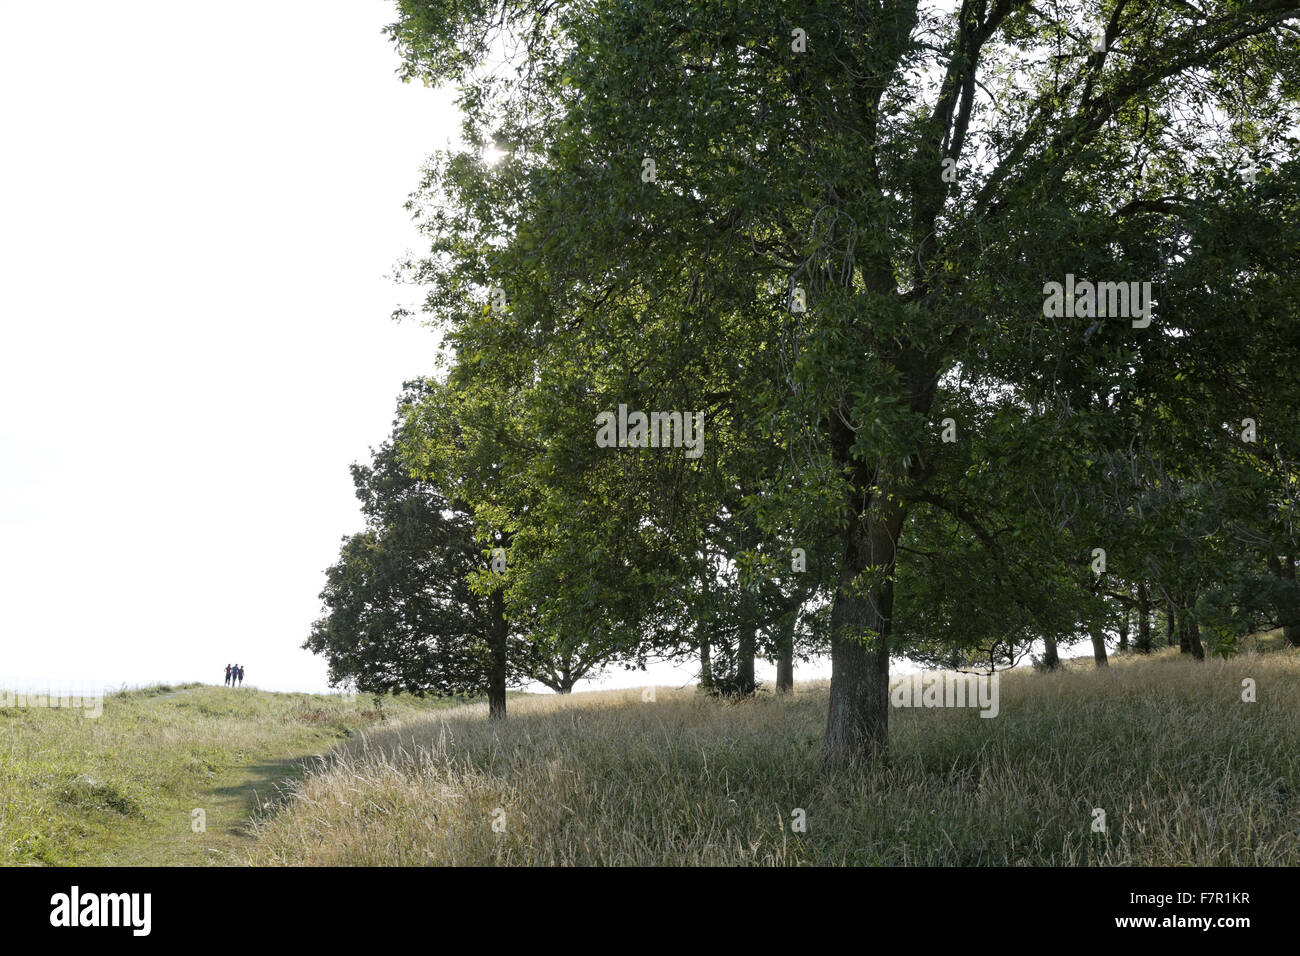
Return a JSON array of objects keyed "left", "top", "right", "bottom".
[{"left": 304, "top": 0, "right": 1300, "bottom": 765}]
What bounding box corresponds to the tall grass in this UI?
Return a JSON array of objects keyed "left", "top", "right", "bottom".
[{"left": 247, "top": 649, "right": 1300, "bottom": 866}]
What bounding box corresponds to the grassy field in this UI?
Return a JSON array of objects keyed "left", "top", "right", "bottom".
[
  {"left": 247, "top": 647, "right": 1300, "bottom": 866},
  {"left": 5, "top": 648, "right": 1298, "bottom": 865},
  {"left": 0, "top": 683, "right": 462, "bottom": 865}
]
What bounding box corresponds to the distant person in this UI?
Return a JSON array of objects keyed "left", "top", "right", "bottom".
[
  {"left": 238, "top": 665, "right": 245, "bottom": 687},
  {"left": 224, "top": 664, "right": 232, "bottom": 687}
]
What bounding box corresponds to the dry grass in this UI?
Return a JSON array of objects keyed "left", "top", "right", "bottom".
[{"left": 246, "top": 648, "right": 1300, "bottom": 865}]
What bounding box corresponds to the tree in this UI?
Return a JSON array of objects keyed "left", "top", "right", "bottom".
[
  {"left": 387, "top": 0, "right": 1300, "bottom": 766},
  {"left": 306, "top": 387, "right": 508, "bottom": 705},
  {"left": 309, "top": 383, "right": 618, "bottom": 715}
]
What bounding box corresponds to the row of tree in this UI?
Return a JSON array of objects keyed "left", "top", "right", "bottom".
[{"left": 309, "top": 0, "right": 1300, "bottom": 767}]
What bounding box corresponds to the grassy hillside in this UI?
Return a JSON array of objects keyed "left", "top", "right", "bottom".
[
  {"left": 5, "top": 650, "right": 1297, "bottom": 866},
  {"left": 247, "top": 649, "right": 1300, "bottom": 866},
  {"left": 0, "top": 683, "right": 463, "bottom": 865}
]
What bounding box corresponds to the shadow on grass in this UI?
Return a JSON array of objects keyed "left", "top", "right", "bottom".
[{"left": 210, "top": 756, "right": 322, "bottom": 837}]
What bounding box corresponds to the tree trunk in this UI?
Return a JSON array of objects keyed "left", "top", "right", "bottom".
[
  {"left": 1268, "top": 554, "right": 1300, "bottom": 647},
  {"left": 820, "top": 347, "right": 937, "bottom": 769},
  {"left": 820, "top": 478, "right": 907, "bottom": 769},
  {"left": 1042, "top": 633, "right": 1059, "bottom": 669},
  {"left": 488, "top": 590, "right": 508, "bottom": 719},
  {"left": 1091, "top": 628, "right": 1109, "bottom": 667},
  {"left": 1181, "top": 613, "right": 1205, "bottom": 660},
  {"left": 1136, "top": 583, "right": 1151, "bottom": 653},
  {"left": 737, "top": 615, "right": 756, "bottom": 696},
  {"left": 1118, "top": 608, "right": 1129, "bottom": 651},
  {"left": 698, "top": 556, "right": 714, "bottom": 690},
  {"left": 1166, "top": 605, "right": 1176, "bottom": 647},
  {"left": 775, "top": 608, "right": 795, "bottom": 695}
]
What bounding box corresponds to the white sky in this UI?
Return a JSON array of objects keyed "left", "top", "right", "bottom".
[
  {"left": 1, "top": 1, "right": 1098, "bottom": 698},
  {"left": 0, "top": 0, "right": 459, "bottom": 693}
]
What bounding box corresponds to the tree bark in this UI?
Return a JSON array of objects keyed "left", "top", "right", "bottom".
[
  {"left": 1166, "top": 605, "right": 1176, "bottom": 647},
  {"left": 1118, "top": 607, "right": 1129, "bottom": 651},
  {"left": 1181, "top": 613, "right": 1205, "bottom": 660},
  {"left": 775, "top": 608, "right": 795, "bottom": 694},
  {"left": 1136, "top": 582, "right": 1151, "bottom": 653},
  {"left": 1176, "top": 596, "right": 1194, "bottom": 656},
  {"left": 1268, "top": 554, "right": 1300, "bottom": 647},
  {"left": 820, "top": 476, "right": 907, "bottom": 769},
  {"left": 1042, "top": 633, "right": 1059, "bottom": 669},
  {"left": 737, "top": 613, "right": 756, "bottom": 696},
  {"left": 820, "top": 345, "right": 937, "bottom": 769},
  {"left": 488, "top": 589, "right": 508, "bottom": 719},
  {"left": 698, "top": 556, "right": 714, "bottom": 690},
  {"left": 1091, "top": 628, "right": 1109, "bottom": 667}
]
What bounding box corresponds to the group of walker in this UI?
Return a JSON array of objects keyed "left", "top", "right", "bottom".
[{"left": 223, "top": 664, "right": 245, "bottom": 687}]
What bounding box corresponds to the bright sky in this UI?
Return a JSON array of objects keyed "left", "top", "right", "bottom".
[
  {"left": 0, "top": 1, "right": 460, "bottom": 694},
  {"left": 1, "top": 1, "right": 1086, "bottom": 698}
]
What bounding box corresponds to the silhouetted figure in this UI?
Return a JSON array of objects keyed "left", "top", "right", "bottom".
[
  {"left": 224, "top": 664, "right": 232, "bottom": 686},
  {"left": 237, "top": 665, "right": 245, "bottom": 687}
]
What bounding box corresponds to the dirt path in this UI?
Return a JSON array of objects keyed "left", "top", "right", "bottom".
[
  {"left": 129, "top": 683, "right": 312, "bottom": 863},
  {"left": 91, "top": 745, "right": 326, "bottom": 866},
  {"left": 152, "top": 752, "right": 319, "bottom": 865},
  {"left": 25, "top": 684, "right": 454, "bottom": 866},
  {"left": 75, "top": 686, "right": 343, "bottom": 866}
]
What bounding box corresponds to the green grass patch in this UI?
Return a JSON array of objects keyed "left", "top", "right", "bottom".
[{"left": 0, "top": 683, "right": 468, "bottom": 865}]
